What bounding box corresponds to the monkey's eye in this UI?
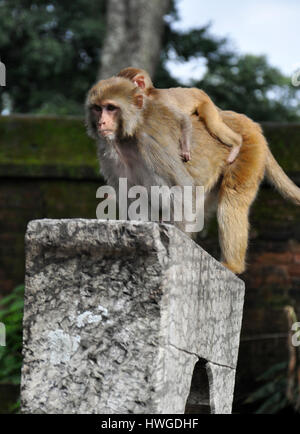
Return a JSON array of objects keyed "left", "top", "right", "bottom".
[
  {"left": 106, "top": 104, "right": 118, "bottom": 112},
  {"left": 92, "top": 105, "right": 102, "bottom": 112}
]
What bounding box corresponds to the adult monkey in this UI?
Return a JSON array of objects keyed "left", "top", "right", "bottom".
[{"left": 85, "top": 77, "right": 300, "bottom": 274}]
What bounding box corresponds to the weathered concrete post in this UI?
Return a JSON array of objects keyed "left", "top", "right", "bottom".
[{"left": 21, "top": 219, "right": 245, "bottom": 414}]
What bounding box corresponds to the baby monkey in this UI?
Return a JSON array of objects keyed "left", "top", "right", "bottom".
[{"left": 118, "top": 67, "right": 242, "bottom": 163}]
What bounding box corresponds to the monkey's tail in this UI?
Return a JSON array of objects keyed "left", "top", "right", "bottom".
[{"left": 265, "top": 148, "right": 300, "bottom": 205}]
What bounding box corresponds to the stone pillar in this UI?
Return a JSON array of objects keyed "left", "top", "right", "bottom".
[{"left": 21, "top": 219, "right": 245, "bottom": 414}]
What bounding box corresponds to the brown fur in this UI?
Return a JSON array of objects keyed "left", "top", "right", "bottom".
[
  {"left": 118, "top": 67, "right": 242, "bottom": 163},
  {"left": 86, "top": 77, "right": 300, "bottom": 274}
]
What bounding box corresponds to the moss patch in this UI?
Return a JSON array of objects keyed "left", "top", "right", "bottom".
[{"left": 0, "top": 115, "right": 100, "bottom": 178}]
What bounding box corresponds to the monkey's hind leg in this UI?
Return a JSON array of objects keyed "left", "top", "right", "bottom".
[
  {"left": 217, "top": 178, "right": 260, "bottom": 274},
  {"left": 199, "top": 100, "right": 242, "bottom": 164},
  {"left": 217, "top": 190, "right": 249, "bottom": 274},
  {"left": 217, "top": 126, "right": 267, "bottom": 273}
]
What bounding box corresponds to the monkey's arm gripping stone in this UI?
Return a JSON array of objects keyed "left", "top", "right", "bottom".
[{"left": 21, "top": 219, "right": 244, "bottom": 414}]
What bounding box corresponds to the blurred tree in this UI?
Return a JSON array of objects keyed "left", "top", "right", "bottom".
[
  {"left": 0, "top": 0, "right": 107, "bottom": 114},
  {"left": 0, "top": 0, "right": 299, "bottom": 121},
  {"left": 196, "top": 54, "right": 300, "bottom": 122},
  {"left": 99, "top": 0, "right": 171, "bottom": 79},
  {"left": 155, "top": 22, "right": 233, "bottom": 88},
  {"left": 156, "top": 24, "right": 300, "bottom": 122}
]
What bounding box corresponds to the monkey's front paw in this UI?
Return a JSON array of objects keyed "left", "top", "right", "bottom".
[{"left": 181, "top": 152, "right": 191, "bottom": 162}]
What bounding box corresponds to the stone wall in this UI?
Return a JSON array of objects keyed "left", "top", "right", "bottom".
[{"left": 0, "top": 115, "right": 300, "bottom": 411}]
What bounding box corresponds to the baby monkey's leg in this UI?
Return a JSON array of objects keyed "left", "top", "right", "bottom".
[
  {"left": 179, "top": 112, "right": 192, "bottom": 162},
  {"left": 198, "top": 98, "right": 242, "bottom": 163}
]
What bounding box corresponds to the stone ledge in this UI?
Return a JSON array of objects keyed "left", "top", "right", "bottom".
[{"left": 21, "top": 219, "right": 245, "bottom": 414}]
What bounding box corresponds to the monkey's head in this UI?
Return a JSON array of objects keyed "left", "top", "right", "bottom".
[
  {"left": 86, "top": 77, "right": 145, "bottom": 141},
  {"left": 118, "top": 67, "right": 154, "bottom": 93}
]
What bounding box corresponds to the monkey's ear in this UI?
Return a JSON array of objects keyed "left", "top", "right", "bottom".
[
  {"left": 134, "top": 75, "right": 146, "bottom": 90},
  {"left": 134, "top": 94, "right": 144, "bottom": 109}
]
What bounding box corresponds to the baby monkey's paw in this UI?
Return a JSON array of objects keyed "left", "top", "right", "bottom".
[
  {"left": 181, "top": 151, "right": 191, "bottom": 162},
  {"left": 227, "top": 145, "right": 241, "bottom": 164}
]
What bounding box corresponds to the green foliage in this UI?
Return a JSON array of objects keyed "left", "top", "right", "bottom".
[
  {"left": 0, "top": 0, "right": 299, "bottom": 121},
  {"left": 0, "top": 284, "right": 24, "bottom": 385},
  {"left": 246, "top": 350, "right": 300, "bottom": 414},
  {"left": 165, "top": 24, "right": 228, "bottom": 63},
  {"left": 156, "top": 22, "right": 234, "bottom": 89},
  {"left": 197, "top": 54, "right": 300, "bottom": 122},
  {"left": 0, "top": 0, "right": 106, "bottom": 114},
  {"left": 245, "top": 362, "right": 290, "bottom": 414},
  {"left": 158, "top": 16, "right": 300, "bottom": 122}
]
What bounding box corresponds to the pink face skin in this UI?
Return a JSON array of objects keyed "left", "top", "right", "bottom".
[{"left": 91, "top": 100, "right": 120, "bottom": 139}]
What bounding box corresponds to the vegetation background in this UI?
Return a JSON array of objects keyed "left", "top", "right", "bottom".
[{"left": 0, "top": 0, "right": 299, "bottom": 120}]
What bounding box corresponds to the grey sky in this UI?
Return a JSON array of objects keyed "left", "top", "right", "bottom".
[{"left": 168, "top": 0, "right": 299, "bottom": 83}]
